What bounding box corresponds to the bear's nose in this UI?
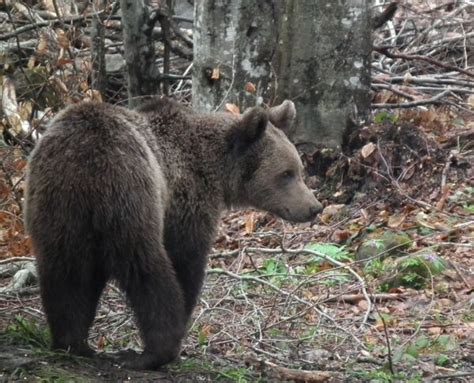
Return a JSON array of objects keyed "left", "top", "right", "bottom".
[{"left": 309, "top": 201, "right": 323, "bottom": 217}]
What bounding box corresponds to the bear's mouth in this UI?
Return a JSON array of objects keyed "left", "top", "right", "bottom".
[{"left": 274, "top": 207, "right": 317, "bottom": 224}]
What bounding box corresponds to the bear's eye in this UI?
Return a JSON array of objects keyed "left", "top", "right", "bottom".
[{"left": 281, "top": 170, "right": 295, "bottom": 179}]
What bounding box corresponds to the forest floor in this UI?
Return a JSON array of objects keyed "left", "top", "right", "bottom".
[
  {"left": 0, "top": 105, "right": 472, "bottom": 382},
  {"left": 1, "top": 0, "right": 473, "bottom": 382}
]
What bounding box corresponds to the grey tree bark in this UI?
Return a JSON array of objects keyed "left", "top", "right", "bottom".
[
  {"left": 192, "top": 0, "right": 372, "bottom": 151},
  {"left": 274, "top": 0, "right": 372, "bottom": 151},
  {"left": 91, "top": 1, "right": 107, "bottom": 97},
  {"left": 192, "top": 1, "right": 278, "bottom": 112},
  {"left": 120, "top": 0, "right": 160, "bottom": 108}
]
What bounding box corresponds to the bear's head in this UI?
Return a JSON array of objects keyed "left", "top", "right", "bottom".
[{"left": 226, "top": 100, "right": 323, "bottom": 223}]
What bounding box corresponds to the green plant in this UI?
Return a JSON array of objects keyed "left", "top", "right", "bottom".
[
  {"left": 256, "top": 258, "right": 290, "bottom": 286},
  {"left": 261, "top": 259, "right": 287, "bottom": 276},
  {"left": 397, "top": 251, "right": 447, "bottom": 289},
  {"left": 169, "top": 358, "right": 260, "bottom": 382},
  {"left": 449, "top": 186, "right": 474, "bottom": 214},
  {"left": 352, "top": 368, "right": 422, "bottom": 383},
  {"left": 374, "top": 111, "right": 398, "bottom": 124},
  {"left": 304, "top": 261, "right": 320, "bottom": 275},
  {"left": 363, "top": 258, "right": 385, "bottom": 275},
  {"left": 320, "top": 271, "right": 351, "bottom": 287},
  {"left": 365, "top": 251, "right": 448, "bottom": 290},
  {"left": 395, "top": 334, "right": 458, "bottom": 367},
  {"left": 217, "top": 367, "right": 257, "bottom": 382},
  {"left": 462, "top": 204, "right": 474, "bottom": 214},
  {"left": 37, "top": 367, "right": 85, "bottom": 383},
  {"left": 305, "top": 243, "right": 354, "bottom": 263},
  {"left": 4, "top": 315, "right": 50, "bottom": 349},
  {"left": 434, "top": 334, "right": 458, "bottom": 352},
  {"left": 435, "top": 354, "right": 450, "bottom": 366}
]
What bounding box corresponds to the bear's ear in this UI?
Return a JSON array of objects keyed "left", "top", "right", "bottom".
[
  {"left": 268, "top": 100, "right": 296, "bottom": 136},
  {"left": 227, "top": 107, "right": 268, "bottom": 150}
]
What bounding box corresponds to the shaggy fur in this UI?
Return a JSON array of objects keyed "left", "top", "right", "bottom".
[{"left": 25, "top": 98, "right": 322, "bottom": 370}]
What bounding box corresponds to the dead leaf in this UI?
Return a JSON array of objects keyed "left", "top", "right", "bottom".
[
  {"left": 388, "top": 213, "right": 407, "bottom": 228},
  {"left": 244, "top": 212, "right": 255, "bottom": 234},
  {"left": 211, "top": 68, "right": 220, "bottom": 80},
  {"left": 467, "top": 95, "right": 474, "bottom": 109},
  {"left": 322, "top": 204, "right": 345, "bottom": 217},
  {"left": 427, "top": 327, "right": 442, "bottom": 335},
  {"left": 27, "top": 56, "right": 36, "bottom": 69},
  {"left": 2, "top": 77, "right": 31, "bottom": 136},
  {"left": 244, "top": 82, "right": 256, "bottom": 93},
  {"left": 52, "top": 77, "right": 68, "bottom": 94},
  {"left": 225, "top": 103, "right": 240, "bottom": 115},
  {"left": 57, "top": 58, "right": 73, "bottom": 67},
  {"left": 201, "top": 324, "right": 213, "bottom": 337},
  {"left": 436, "top": 185, "right": 451, "bottom": 210},
  {"left": 436, "top": 298, "right": 453, "bottom": 308},
  {"left": 97, "top": 336, "right": 106, "bottom": 350},
  {"left": 36, "top": 33, "right": 48, "bottom": 56},
  {"left": 13, "top": 159, "right": 27, "bottom": 171},
  {"left": 56, "top": 29, "right": 70, "bottom": 49},
  {"left": 360, "top": 208, "right": 369, "bottom": 221},
  {"left": 416, "top": 211, "right": 436, "bottom": 230},
  {"left": 85, "top": 89, "right": 103, "bottom": 103},
  {"left": 18, "top": 102, "right": 33, "bottom": 121},
  {"left": 401, "top": 164, "right": 416, "bottom": 181},
  {"left": 361, "top": 142, "right": 377, "bottom": 158},
  {"left": 330, "top": 229, "right": 351, "bottom": 243}
]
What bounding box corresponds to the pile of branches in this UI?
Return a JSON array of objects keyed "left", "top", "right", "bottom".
[
  {"left": 372, "top": 0, "right": 473, "bottom": 111},
  {"left": 0, "top": 0, "right": 193, "bottom": 146}
]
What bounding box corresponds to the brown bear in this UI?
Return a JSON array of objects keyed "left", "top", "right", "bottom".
[{"left": 24, "top": 98, "right": 322, "bottom": 370}]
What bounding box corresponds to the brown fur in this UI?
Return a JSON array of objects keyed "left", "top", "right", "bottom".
[{"left": 25, "top": 98, "right": 322, "bottom": 370}]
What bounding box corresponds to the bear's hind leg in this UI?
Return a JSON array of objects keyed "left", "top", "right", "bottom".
[
  {"left": 39, "top": 255, "right": 107, "bottom": 356},
  {"left": 116, "top": 244, "right": 187, "bottom": 370}
]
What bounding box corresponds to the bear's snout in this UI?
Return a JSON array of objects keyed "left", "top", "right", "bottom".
[
  {"left": 279, "top": 196, "right": 322, "bottom": 223},
  {"left": 309, "top": 200, "right": 323, "bottom": 218}
]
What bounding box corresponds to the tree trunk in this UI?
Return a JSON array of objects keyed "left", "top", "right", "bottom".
[
  {"left": 193, "top": 0, "right": 372, "bottom": 151},
  {"left": 192, "top": 1, "right": 279, "bottom": 112},
  {"left": 91, "top": 1, "right": 107, "bottom": 98},
  {"left": 274, "top": 0, "right": 372, "bottom": 151},
  {"left": 120, "top": 0, "right": 160, "bottom": 108}
]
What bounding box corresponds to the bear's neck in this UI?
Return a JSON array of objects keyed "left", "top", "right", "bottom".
[{"left": 148, "top": 114, "right": 237, "bottom": 212}]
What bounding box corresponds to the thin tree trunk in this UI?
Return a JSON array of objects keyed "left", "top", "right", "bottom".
[
  {"left": 120, "top": 0, "right": 160, "bottom": 108},
  {"left": 91, "top": 1, "right": 107, "bottom": 98}
]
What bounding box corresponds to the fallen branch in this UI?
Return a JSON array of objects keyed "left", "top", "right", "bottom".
[
  {"left": 246, "top": 246, "right": 373, "bottom": 327},
  {"left": 207, "top": 267, "right": 366, "bottom": 348},
  {"left": 0, "top": 256, "right": 35, "bottom": 265},
  {"left": 209, "top": 249, "right": 240, "bottom": 259},
  {"left": 372, "top": 2, "right": 398, "bottom": 30},
  {"left": 372, "top": 89, "right": 452, "bottom": 109},
  {"left": 375, "top": 76, "right": 473, "bottom": 88},
  {"left": 323, "top": 292, "right": 411, "bottom": 304},
  {"left": 0, "top": 12, "right": 102, "bottom": 41},
  {"left": 431, "top": 372, "right": 474, "bottom": 381},
  {"left": 371, "top": 83, "right": 416, "bottom": 100},
  {"left": 374, "top": 46, "right": 474, "bottom": 78},
  {"left": 246, "top": 356, "right": 334, "bottom": 382}
]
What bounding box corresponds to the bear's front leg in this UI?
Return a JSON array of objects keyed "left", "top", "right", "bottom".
[{"left": 116, "top": 246, "right": 187, "bottom": 370}]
